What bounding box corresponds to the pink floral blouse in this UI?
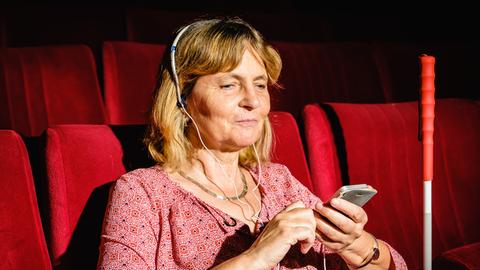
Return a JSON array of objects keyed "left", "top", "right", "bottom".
[{"left": 97, "top": 163, "right": 407, "bottom": 269}]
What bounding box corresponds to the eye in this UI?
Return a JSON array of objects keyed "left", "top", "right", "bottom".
[
  {"left": 255, "top": 83, "right": 267, "bottom": 90},
  {"left": 221, "top": 84, "right": 234, "bottom": 89},
  {"left": 220, "top": 83, "right": 239, "bottom": 91}
]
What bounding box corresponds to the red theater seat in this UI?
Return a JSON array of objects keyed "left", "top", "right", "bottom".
[
  {"left": 270, "top": 41, "right": 386, "bottom": 117},
  {"left": 45, "top": 125, "right": 126, "bottom": 268},
  {"left": 372, "top": 42, "right": 480, "bottom": 102},
  {"left": 103, "top": 41, "right": 166, "bottom": 124},
  {"left": 301, "top": 104, "right": 342, "bottom": 201},
  {"left": 269, "top": 111, "right": 313, "bottom": 191},
  {"left": 0, "top": 130, "right": 51, "bottom": 270},
  {"left": 303, "top": 99, "right": 480, "bottom": 269},
  {"left": 0, "top": 45, "right": 106, "bottom": 137},
  {"left": 372, "top": 43, "right": 422, "bottom": 102}
]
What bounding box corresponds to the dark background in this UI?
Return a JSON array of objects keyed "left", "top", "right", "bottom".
[
  {"left": 1, "top": 2, "right": 478, "bottom": 101},
  {"left": 2, "top": 2, "right": 479, "bottom": 47}
]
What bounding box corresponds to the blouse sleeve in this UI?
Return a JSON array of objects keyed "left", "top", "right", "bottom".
[
  {"left": 278, "top": 164, "right": 408, "bottom": 269},
  {"left": 97, "top": 173, "right": 159, "bottom": 270}
]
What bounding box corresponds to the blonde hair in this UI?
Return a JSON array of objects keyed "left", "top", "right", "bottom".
[{"left": 145, "top": 17, "right": 282, "bottom": 170}]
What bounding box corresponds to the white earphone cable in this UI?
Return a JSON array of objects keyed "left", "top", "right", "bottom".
[{"left": 169, "top": 24, "right": 331, "bottom": 269}]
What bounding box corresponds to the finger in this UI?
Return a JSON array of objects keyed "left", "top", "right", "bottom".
[
  {"left": 284, "top": 200, "right": 306, "bottom": 212},
  {"left": 315, "top": 229, "right": 333, "bottom": 243},
  {"left": 330, "top": 198, "right": 368, "bottom": 224},
  {"left": 279, "top": 207, "right": 317, "bottom": 240},
  {"left": 315, "top": 203, "right": 358, "bottom": 234},
  {"left": 295, "top": 225, "right": 316, "bottom": 254},
  {"left": 314, "top": 228, "right": 348, "bottom": 252},
  {"left": 316, "top": 234, "right": 346, "bottom": 251},
  {"left": 315, "top": 212, "right": 345, "bottom": 243},
  {"left": 287, "top": 207, "right": 316, "bottom": 222},
  {"left": 314, "top": 201, "right": 324, "bottom": 211}
]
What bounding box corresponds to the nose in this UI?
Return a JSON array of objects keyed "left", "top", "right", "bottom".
[{"left": 239, "top": 84, "right": 261, "bottom": 110}]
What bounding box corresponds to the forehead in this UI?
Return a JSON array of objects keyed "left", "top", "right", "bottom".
[
  {"left": 193, "top": 50, "right": 266, "bottom": 92},
  {"left": 218, "top": 48, "right": 266, "bottom": 78}
]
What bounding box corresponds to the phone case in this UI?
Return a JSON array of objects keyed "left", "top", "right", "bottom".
[{"left": 328, "top": 184, "right": 377, "bottom": 207}]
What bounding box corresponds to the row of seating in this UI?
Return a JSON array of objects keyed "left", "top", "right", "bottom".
[
  {"left": 304, "top": 99, "right": 480, "bottom": 270},
  {"left": 2, "top": 98, "right": 479, "bottom": 270},
  {"left": 100, "top": 40, "right": 480, "bottom": 122},
  {"left": 1, "top": 42, "right": 479, "bottom": 269},
  {"left": 1, "top": 41, "right": 478, "bottom": 136},
  {"left": 0, "top": 110, "right": 309, "bottom": 269}
]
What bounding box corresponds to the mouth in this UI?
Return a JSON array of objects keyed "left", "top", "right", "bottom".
[{"left": 236, "top": 119, "right": 259, "bottom": 127}]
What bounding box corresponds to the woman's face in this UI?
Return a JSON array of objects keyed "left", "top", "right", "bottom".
[{"left": 187, "top": 48, "right": 270, "bottom": 152}]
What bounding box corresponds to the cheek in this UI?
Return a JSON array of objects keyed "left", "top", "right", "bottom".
[
  {"left": 260, "top": 95, "right": 271, "bottom": 115},
  {"left": 190, "top": 93, "right": 222, "bottom": 118},
  {"left": 194, "top": 99, "right": 236, "bottom": 128}
]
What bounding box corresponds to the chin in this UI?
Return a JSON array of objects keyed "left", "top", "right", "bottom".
[
  {"left": 227, "top": 129, "right": 262, "bottom": 148},
  {"left": 232, "top": 138, "right": 260, "bottom": 150}
]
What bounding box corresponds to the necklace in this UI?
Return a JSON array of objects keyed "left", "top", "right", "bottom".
[{"left": 179, "top": 169, "right": 248, "bottom": 201}]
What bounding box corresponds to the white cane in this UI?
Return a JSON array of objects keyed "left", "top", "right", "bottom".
[{"left": 419, "top": 54, "right": 435, "bottom": 270}]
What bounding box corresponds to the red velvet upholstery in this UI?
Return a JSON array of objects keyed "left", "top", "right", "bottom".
[
  {"left": 0, "top": 130, "right": 51, "bottom": 270},
  {"left": 103, "top": 41, "right": 166, "bottom": 124},
  {"left": 302, "top": 104, "right": 342, "bottom": 201},
  {"left": 303, "top": 99, "right": 480, "bottom": 269},
  {"left": 45, "top": 125, "right": 126, "bottom": 267},
  {"left": 270, "top": 42, "right": 386, "bottom": 117},
  {"left": 269, "top": 111, "right": 313, "bottom": 191},
  {"left": 371, "top": 42, "right": 480, "bottom": 102},
  {"left": 0, "top": 45, "right": 106, "bottom": 136},
  {"left": 269, "top": 42, "right": 479, "bottom": 118},
  {"left": 371, "top": 43, "right": 421, "bottom": 102},
  {"left": 422, "top": 43, "right": 479, "bottom": 101},
  {"left": 434, "top": 242, "right": 480, "bottom": 269}
]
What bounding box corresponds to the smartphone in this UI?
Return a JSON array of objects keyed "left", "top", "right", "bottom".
[{"left": 325, "top": 184, "right": 377, "bottom": 207}]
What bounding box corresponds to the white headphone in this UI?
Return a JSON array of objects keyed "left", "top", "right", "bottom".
[
  {"left": 170, "top": 24, "right": 191, "bottom": 109},
  {"left": 167, "top": 21, "right": 327, "bottom": 270}
]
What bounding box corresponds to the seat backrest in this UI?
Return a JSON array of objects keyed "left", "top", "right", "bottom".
[
  {"left": 302, "top": 104, "right": 343, "bottom": 201},
  {"left": 45, "top": 124, "right": 126, "bottom": 268},
  {"left": 103, "top": 41, "right": 166, "bottom": 124},
  {"left": 0, "top": 45, "right": 106, "bottom": 136},
  {"left": 304, "top": 99, "right": 480, "bottom": 269},
  {"left": 371, "top": 43, "right": 423, "bottom": 102},
  {"left": 269, "top": 111, "right": 313, "bottom": 191},
  {"left": 0, "top": 130, "right": 52, "bottom": 270},
  {"left": 270, "top": 41, "right": 386, "bottom": 117}
]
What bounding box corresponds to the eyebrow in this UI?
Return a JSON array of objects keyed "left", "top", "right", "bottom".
[{"left": 226, "top": 73, "right": 268, "bottom": 81}]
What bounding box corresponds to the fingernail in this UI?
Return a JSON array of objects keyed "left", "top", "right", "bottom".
[
  {"left": 331, "top": 198, "right": 339, "bottom": 206},
  {"left": 315, "top": 201, "right": 323, "bottom": 209}
]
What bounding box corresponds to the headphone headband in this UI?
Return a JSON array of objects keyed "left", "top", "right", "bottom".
[{"left": 170, "top": 25, "right": 191, "bottom": 109}]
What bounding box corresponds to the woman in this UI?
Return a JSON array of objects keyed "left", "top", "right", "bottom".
[{"left": 97, "top": 17, "right": 407, "bottom": 269}]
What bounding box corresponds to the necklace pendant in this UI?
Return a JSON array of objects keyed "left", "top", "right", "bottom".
[{"left": 224, "top": 217, "right": 237, "bottom": 227}]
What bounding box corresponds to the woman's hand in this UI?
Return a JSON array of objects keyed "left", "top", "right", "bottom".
[
  {"left": 314, "top": 198, "right": 372, "bottom": 267},
  {"left": 243, "top": 201, "right": 317, "bottom": 270}
]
